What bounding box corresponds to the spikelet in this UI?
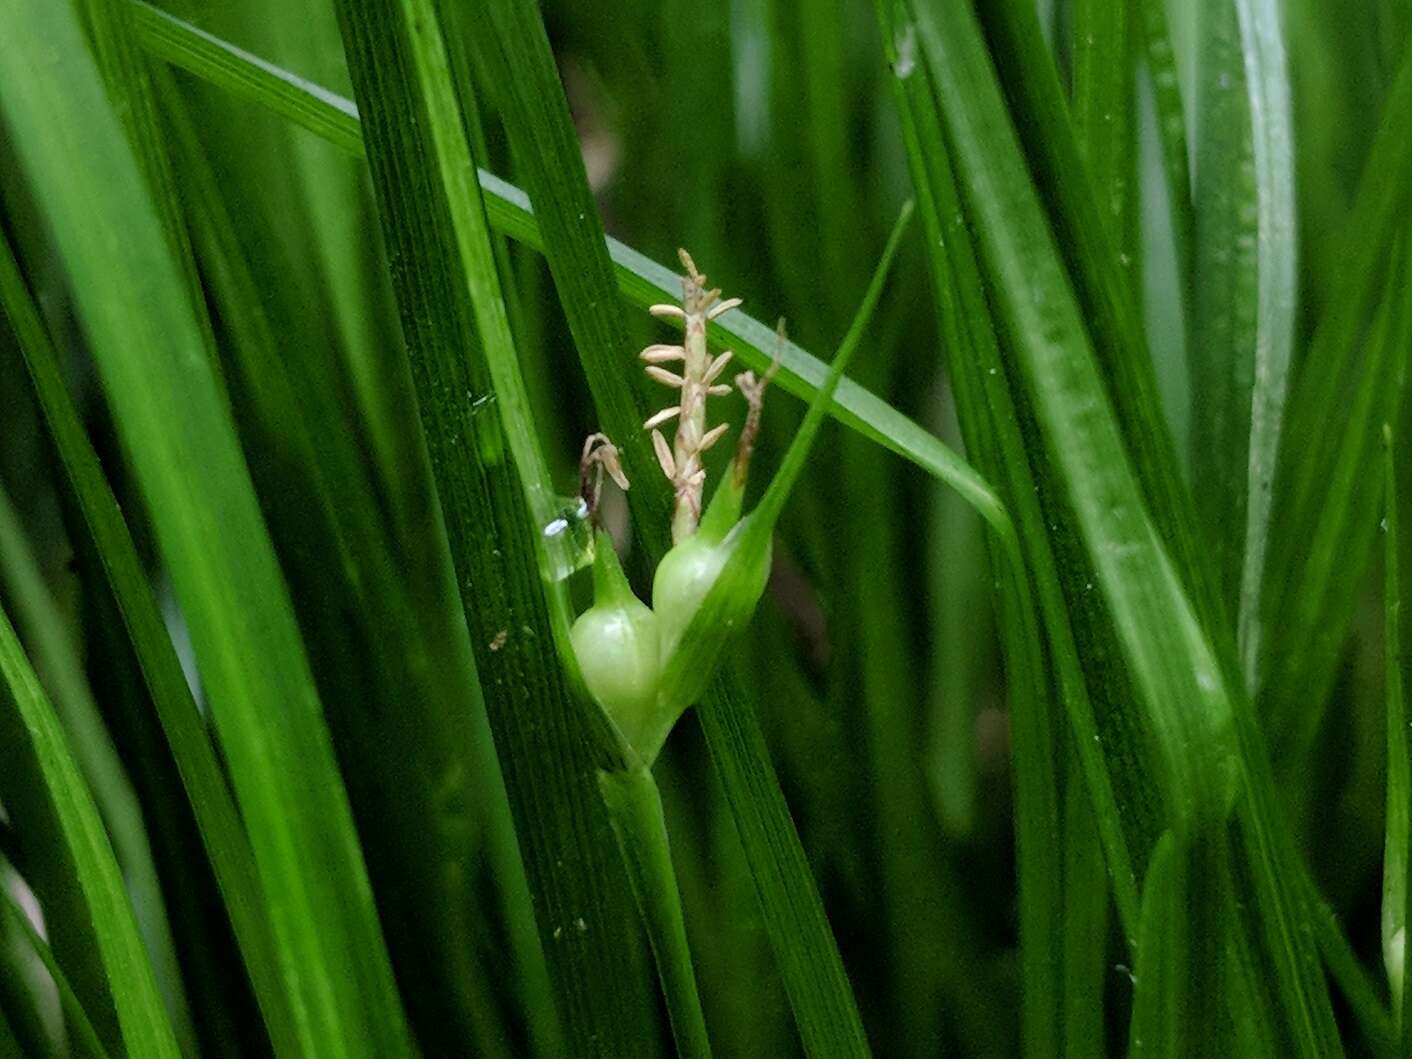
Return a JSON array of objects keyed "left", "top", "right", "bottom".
[{"left": 640, "top": 249, "right": 744, "bottom": 543}]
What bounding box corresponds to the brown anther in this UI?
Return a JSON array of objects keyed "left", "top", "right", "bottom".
[
  {"left": 579, "top": 433, "right": 630, "bottom": 517},
  {"left": 731, "top": 362, "right": 776, "bottom": 488}
]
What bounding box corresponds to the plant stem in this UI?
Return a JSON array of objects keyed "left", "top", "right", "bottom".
[{"left": 598, "top": 766, "right": 713, "bottom": 1058}]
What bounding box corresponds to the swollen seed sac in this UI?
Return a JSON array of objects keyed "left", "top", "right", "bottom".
[
  {"left": 570, "top": 596, "right": 662, "bottom": 745},
  {"left": 652, "top": 524, "right": 771, "bottom": 662}
]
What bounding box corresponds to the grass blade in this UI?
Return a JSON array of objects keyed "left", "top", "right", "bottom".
[
  {"left": 907, "top": 1, "right": 1342, "bottom": 1051},
  {"left": 1385, "top": 425, "right": 1411, "bottom": 1042},
  {"left": 122, "top": 0, "right": 1001, "bottom": 533},
  {"left": 1128, "top": 832, "right": 1184, "bottom": 1057},
  {"left": 1228, "top": 0, "right": 1298, "bottom": 686},
  {"left": 878, "top": 8, "right": 1108, "bottom": 1055},
  {"left": 75, "top": 0, "right": 212, "bottom": 343},
  {"left": 0, "top": 218, "right": 296, "bottom": 1059},
  {"left": 1138, "top": 0, "right": 1195, "bottom": 288},
  {"left": 976, "top": 0, "right": 1222, "bottom": 639},
  {"left": 694, "top": 672, "right": 872, "bottom": 1056},
  {"left": 0, "top": 3, "right": 415, "bottom": 1051},
  {"left": 446, "top": 0, "right": 654, "bottom": 512},
  {"left": 0, "top": 598, "right": 178, "bottom": 1058},
  {"left": 1261, "top": 37, "right": 1412, "bottom": 756},
  {"left": 0, "top": 885, "right": 113, "bottom": 1059},
  {"left": 329, "top": 0, "right": 667, "bottom": 1050},
  {"left": 1190, "top": 0, "right": 1259, "bottom": 623},
  {"left": 0, "top": 485, "right": 190, "bottom": 1046},
  {"left": 1072, "top": 0, "right": 1137, "bottom": 260},
  {"left": 1219, "top": 0, "right": 1293, "bottom": 683},
  {"left": 151, "top": 63, "right": 541, "bottom": 1055}
]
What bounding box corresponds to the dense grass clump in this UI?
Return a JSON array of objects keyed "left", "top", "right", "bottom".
[{"left": 0, "top": 0, "right": 1409, "bottom": 1055}]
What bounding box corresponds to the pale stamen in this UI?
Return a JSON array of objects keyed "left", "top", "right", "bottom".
[
  {"left": 643, "top": 406, "right": 681, "bottom": 430},
  {"left": 640, "top": 344, "right": 686, "bottom": 363},
  {"left": 699, "top": 422, "right": 730, "bottom": 452},
  {"left": 706, "top": 297, "right": 742, "bottom": 320},
  {"left": 640, "top": 249, "right": 755, "bottom": 542},
  {"left": 652, "top": 430, "right": 676, "bottom": 479},
  {"left": 704, "top": 351, "right": 734, "bottom": 383}
]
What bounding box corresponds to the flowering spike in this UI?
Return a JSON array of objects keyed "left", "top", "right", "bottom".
[{"left": 639, "top": 249, "right": 749, "bottom": 543}]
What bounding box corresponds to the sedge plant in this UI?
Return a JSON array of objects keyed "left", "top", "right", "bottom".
[
  {"left": 569, "top": 208, "right": 911, "bottom": 1057},
  {"left": 3, "top": 0, "right": 1412, "bottom": 1055}
]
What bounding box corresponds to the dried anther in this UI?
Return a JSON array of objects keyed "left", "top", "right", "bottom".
[
  {"left": 731, "top": 321, "right": 783, "bottom": 486},
  {"left": 579, "top": 432, "right": 629, "bottom": 518}
]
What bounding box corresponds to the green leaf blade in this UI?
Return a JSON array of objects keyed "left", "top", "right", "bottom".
[
  {"left": 0, "top": 598, "right": 179, "bottom": 1059},
  {"left": 1385, "top": 426, "right": 1411, "bottom": 1041},
  {"left": 0, "top": 3, "right": 415, "bottom": 1052}
]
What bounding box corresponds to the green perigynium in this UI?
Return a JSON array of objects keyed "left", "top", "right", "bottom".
[
  {"left": 652, "top": 473, "right": 770, "bottom": 661},
  {"left": 570, "top": 530, "right": 662, "bottom": 752}
]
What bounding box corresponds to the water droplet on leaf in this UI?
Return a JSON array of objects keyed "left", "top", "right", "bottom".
[{"left": 542, "top": 495, "right": 595, "bottom": 581}]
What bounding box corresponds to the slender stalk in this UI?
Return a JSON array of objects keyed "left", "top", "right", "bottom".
[{"left": 598, "top": 767, "right": 714, "bottom": 1059}]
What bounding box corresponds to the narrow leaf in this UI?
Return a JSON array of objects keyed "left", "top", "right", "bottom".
[
  {"left": 0, "top": 2, "right": 415, "bottom": 1051},
  {"left": 1138, "top": 0, "right": 1195, "bottom": 288},
  {"left": 907, "top": 1, "right": 1341, "bottom": 1051},
  {"left": 0, "top": 226, "right": 296, "bottom": 1055},
  {"left": 1385, "top": 425, "right": 1411, "bottom": 1041},
  {"left": 0, "top": 485, "right": 189, "bottom": 1044},
  {"left": 1229, "top": 0, "right": 1298, "bottom": 687},
  {"left": 976, "top": 0, "right": 1223, "bottom": 640},
  {"left": 122, "top": 0, "right": 1004, "bottom": 536},
  {"left": 330, "top": 0, "right": 663, "bottom": 1050},
  {"left": 1190, "top": 0, "right": 1260, "bottom": 616},
  {"left": 0, "top": 886, "right": 113, "bottom": 1059},
  {"left": 0, "top": 599, "right": 178, "bottom": 1058},
  {"left": 1261, "top": 38, "right": 1412, "bottom": 755},
  {"left": 1129, "top": 832, "right": 1185, "bottom": 1057}
]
